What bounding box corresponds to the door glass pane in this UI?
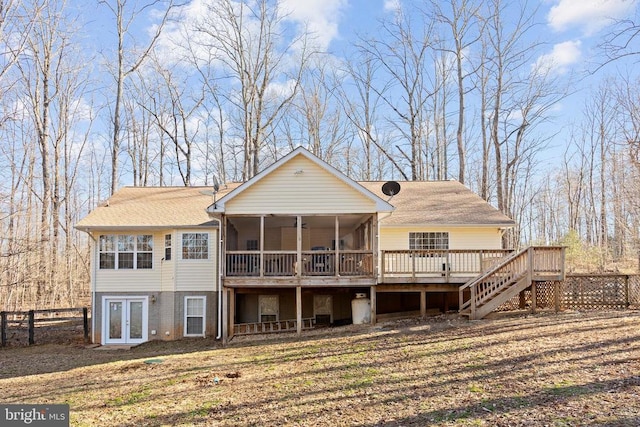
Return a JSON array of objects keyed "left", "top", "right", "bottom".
[
  {"left": 129, "top": 301, "right": 143, "bottom": 340},
  {"left": 109, "top": 302, "right": 122, "bottom": 339}
]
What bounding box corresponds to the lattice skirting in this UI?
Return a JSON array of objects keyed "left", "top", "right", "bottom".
[
  {"left": 494, "top": 275, "right": 640, "bottom": 313},
  {"left": 495, "top": 281, "right": 558, "bottom": 312}
]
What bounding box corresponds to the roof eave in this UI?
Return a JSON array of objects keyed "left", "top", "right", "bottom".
[
  {"left": 380, "top": 222, "right": 515, "bottom": 228},
  {"left": 75, "top": 224, "right": 220, "bottom": 232}
]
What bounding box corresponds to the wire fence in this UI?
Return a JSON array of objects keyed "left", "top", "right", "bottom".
[{"left": 1, "top": 307, "right": 90, "bottom": 347}]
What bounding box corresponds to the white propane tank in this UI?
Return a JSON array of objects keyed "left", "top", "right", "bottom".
[{"left": 351, "top": 293, "right": 371, "bottom": 324}]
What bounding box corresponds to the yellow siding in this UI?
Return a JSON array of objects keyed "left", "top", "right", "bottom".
[
  {"left": 175, "top": 229, "right": 218, "bottom": 292},
  {"left": 379, "top": 226, "right": 503, "bottom": 250},
  {"left": 225, "top": 155, "right": 376, "bottom": 214},
  {"left": 95, "top": 231, "right": 165, "bottom": 292}
]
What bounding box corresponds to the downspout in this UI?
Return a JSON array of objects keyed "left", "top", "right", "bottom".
[
  {"left": 211, "top": 217, "right": 223, "bottom": 340},
  {"left": 85, "top": 230, "right": 97, "bottom": 344}
]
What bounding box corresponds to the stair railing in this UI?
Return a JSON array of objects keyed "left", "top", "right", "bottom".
[{"left": 459, "top": 247, "right": 531, "bottom": 318}]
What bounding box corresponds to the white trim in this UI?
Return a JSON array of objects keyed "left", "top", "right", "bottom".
[
  {"left": 102, "top": 296, "right": 149, "bottom": 345},
  {"left": 184, "top": 296, "right": 207, "bottom": 337}
]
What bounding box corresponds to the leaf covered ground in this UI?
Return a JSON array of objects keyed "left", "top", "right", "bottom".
[{"left": 1, "top": 311, "right": 639, "bottom": 426}]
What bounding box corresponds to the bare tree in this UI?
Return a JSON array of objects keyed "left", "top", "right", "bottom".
[
  {"left": 141, "top": 54, "right": 205, "bottom": 186},
  {"left": 360, "top": 6, "right": 437, "bottom": 180},
  {"left": 341, "top": 48, "right": 406, "bottom": 180},
  {"left": 431, "top": 0, "right": 483, "bottom": 184},
  {"left": 478, "top": 0, "right": 566, "bottom": 246},
  {"left": 195, "top": 0, "right": 311, "bottom": 180},
  {"left": 598, "top": 7, "right": 640, "bottom": 69},
  {"left": 100, "top": 0, "right": 174, "bottom": 194}
]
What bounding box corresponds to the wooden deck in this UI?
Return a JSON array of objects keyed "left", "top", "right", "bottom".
[{"left": 224, "top": 247, "right": 565, "bottom": 289}]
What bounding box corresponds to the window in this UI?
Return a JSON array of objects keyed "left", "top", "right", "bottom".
[
  {"left": 99, "top": 235, "right": 116, "bottom": 269},
  {"left": 409, "top": 232, "right": 449, "bottom": 250},
  {"left": 99, "top": 235, "right": 153, "bottom": 269},
  {"left": 164, "top": 234, "right": 172, "bottom": 261},
  {"left": 184, "top": 296, "right": 206, "bottom": 336},
  {"left": 136, "top": 235, "right": 153, "bottom": 269},
  {"left": 182, "top": 233, "right": 209, "bottom": 259}
]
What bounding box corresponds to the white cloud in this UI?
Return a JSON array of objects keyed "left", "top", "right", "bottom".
[
  {"left": 535, "top": 40, "right": 582, "bottom": 74},
  {"left": 278, "top": 0, "right": 347, "bottom": 51},
  {"left": 384, "top": 0, "right": 401, "bottom": 13},
  {"left": 547, "top": 0, "right": 638, "bottom": 35}
]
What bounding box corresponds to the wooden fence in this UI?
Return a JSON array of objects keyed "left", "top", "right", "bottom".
[
  {"left": 1, "top": 307, "right": 90, "bottom": 346},
  {"left": 496, "top": 274, "right": 640, "bottom": 312}
]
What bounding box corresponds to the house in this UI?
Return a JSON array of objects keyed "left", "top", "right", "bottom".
[{"left": 76, "top": 147, "right": 565, "bottom": 345}]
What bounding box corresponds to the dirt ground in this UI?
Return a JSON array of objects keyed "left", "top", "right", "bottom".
[{"left": 1, "top": 310, "right": 639, "bottom": 426}]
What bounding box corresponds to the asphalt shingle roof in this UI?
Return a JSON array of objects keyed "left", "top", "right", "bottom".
[
  {"left": 76, "top": 181, "right": 513, "bottom": 230},
  {"left": 75, "top": 185, "right": 239, "bottom": 230},
  {"left": 359, "top": 180, "right": 514, "bottom": 227}
]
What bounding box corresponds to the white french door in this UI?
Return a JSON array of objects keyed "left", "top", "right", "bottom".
[{"left": 103, "top": 297, "right": 148, "bottom": 345}]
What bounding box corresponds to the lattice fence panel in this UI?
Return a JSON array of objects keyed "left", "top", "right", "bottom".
[
  {"left": 562, "top": 275, "right": 636, "bottom": 310},
  {"left": 495, "top": 281, "right": 557, "bottom": 312},
  {"left": 629, "top": 275, "right": 640, "bottom": 309}
]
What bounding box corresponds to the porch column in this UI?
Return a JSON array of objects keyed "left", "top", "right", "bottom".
[
  {"left": 260, "top": 216, "right": 265, "bottom": 277},
  {"left": 229, "top": 288, "right": 236, "bottom": 339},
  {"left": 222, "top": 288, "right": 228, "bottom": 345},
  {"left": 370, "top": 286, "right": 377, "bottom": 324},
  {"left": 296, "top": 286, "right": 302, "bottom": 335},
  {"left": 420, "top": 290, "right": 427, "bottom": 317},
  {"left": 335, "top": 216, "right": 340, "bottom": 276},
  {"left": 296, "top": 215, "right": 302, "bottom": 277}
]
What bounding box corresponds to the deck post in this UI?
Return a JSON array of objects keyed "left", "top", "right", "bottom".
[
  {"left": 229, "top": 288, "right": 235, "bottom": 339},
  {"left": 1, "top": 312, "right": 6, "bottom": 346},
  {"left": 296, "top": 286, "right": 302, "bottom": 335},
  {"left": 531, "top": 282, "right": 537, "bottom": 314},
  {"left": 470, "top": 285, "right": 477, "bottom": 320},
  {"left": 370, "top": 286, "right": 377, "bottom": 324},
  {"left": 420, "top": 291, "right": 426, "bottom": 317},
  {"left": 28, "top": 310, "right": 35, "bottom": 345},
  {"left": 554, "top": 280, "right": 561, "bottom": 312},
  {"left": 222, "top": 288, "right": 229, "bottom": 345},
  {"left": 519, "top": 291, "right": 526, "bottom": 309},
  {"left": 625, "top": 275, "right": 630, "bottom": 308},
  {"left": 83, "top": 307, "right": 89, "bottom": 342}
]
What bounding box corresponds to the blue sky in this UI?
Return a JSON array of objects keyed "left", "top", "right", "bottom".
[{"left": 76, "top": 0, "right": 640, "bottom": 184}]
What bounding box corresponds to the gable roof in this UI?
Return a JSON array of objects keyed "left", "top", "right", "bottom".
[
  {"left": 207, "top": 147, "right": 394, "bottom": 213},
  {"left": 359, "top": 180, "right": 515, "bottom": 227},
  {"left": 75, "top": 185, "right": 239, "bottom": 231}
]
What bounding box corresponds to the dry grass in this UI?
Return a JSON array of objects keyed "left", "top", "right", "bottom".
[{"left": 1, "top": 311, "right": 639, "bottom": 426}]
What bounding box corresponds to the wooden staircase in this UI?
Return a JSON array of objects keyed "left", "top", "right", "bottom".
[{"left": 459, "top": 246, "right": 565, "bottom": 320}]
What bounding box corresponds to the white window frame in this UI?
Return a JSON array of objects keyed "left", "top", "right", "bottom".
[
  {"left": 164, "top": 234, "right": 172, "bottom": 261},
  {"left": 99, "top": 234, "right": 154, "bottom": 270},
  {"left": 409, "top": 232, "right": 449, "bottom": 250},
  {"left": 181, "top": 232, "right": 209, "bottom": 260},
  {"left": 184, "top": 296, "right": 206, "bottom": 337}
]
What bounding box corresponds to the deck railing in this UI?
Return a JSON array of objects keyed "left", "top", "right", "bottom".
[
  {"left": 225, "top": 250, "right": 373, "bottom": 277},
  {"left": 380, "top": 249, "right": 513, "bottom": 280},
  {"left": 226, "top": 247, "right": 564, "bottom": 282}
]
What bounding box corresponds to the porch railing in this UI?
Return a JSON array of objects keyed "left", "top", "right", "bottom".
[
  {"left": 380, "top": 249, "right": 513, "bottom": 280},
  {"left": 225, "top": 250, "right": 374, "bottom": 277}
]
